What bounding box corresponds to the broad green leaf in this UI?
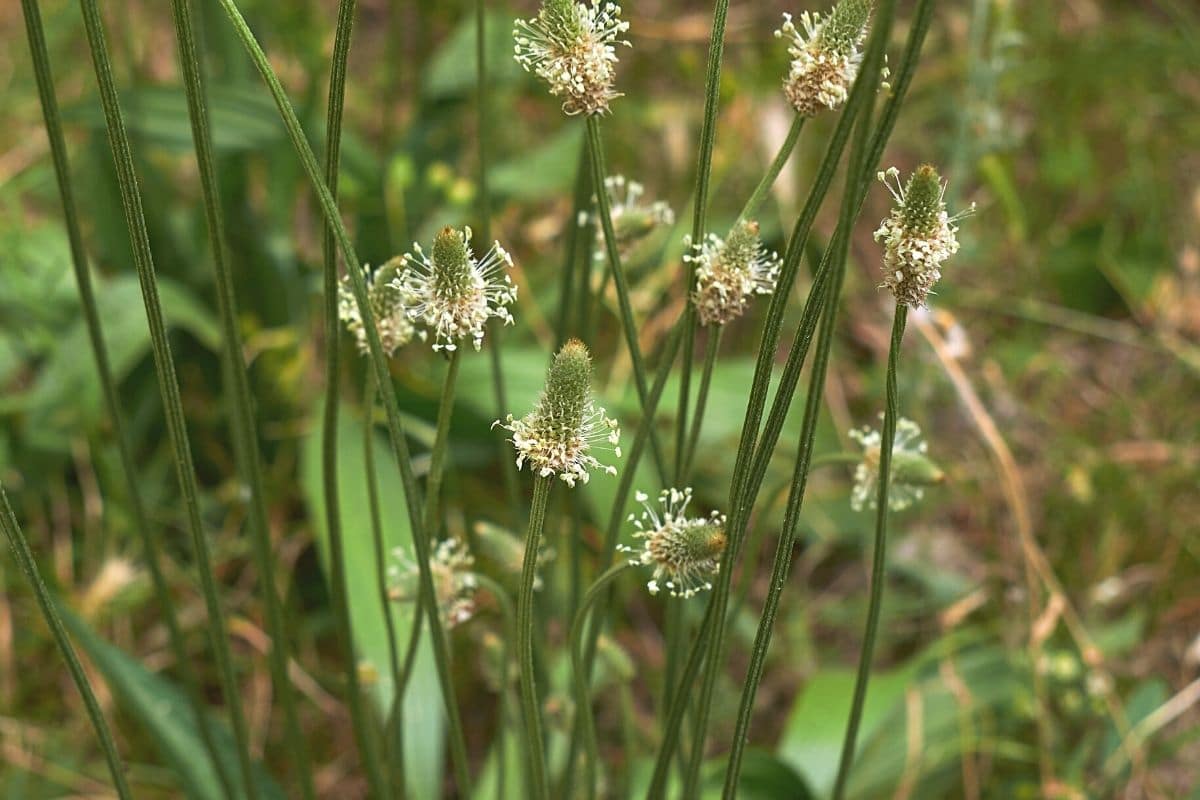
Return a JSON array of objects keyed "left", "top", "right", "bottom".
[
  {"left": 67, "top": 84, "right": 284, "bottom": 153},
  {"left": 60, "top": 607, "right": 285, "bottom": 800},
  {"left": 300, "top": 403, "right": 444, "bottom": 800},
  {"left": 423, "top": 11, "right": 521, "bottom": 99},
  {"left": 489, "top": 125, "right": 584, "bottom": 201},
  {"left": 19, "top": 274, "right": 219, "bottom": 449}
]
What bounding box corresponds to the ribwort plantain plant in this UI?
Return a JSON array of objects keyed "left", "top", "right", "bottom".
[{"left": 6, "top": 1, "right": 993, "bottom": 797}]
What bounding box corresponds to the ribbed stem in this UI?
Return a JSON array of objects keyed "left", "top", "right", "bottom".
[
  {"left": 18, "top": 0, "right": 231, "bottom": 792},
  {"left": 831, "top": 304, "right": 908, "bottom": 799},
  {"left": 167, "top": 0, "right": 315, "bottom": 794},
  {"left": 569, "top": 562, "right": 634, "bottom": 800},
  {"left": 517, "top": 476, "right": 554, "bottom": 800},
  {"left": 363, "top": 372, "right": 406, "bottom": 795},
  {"left": 584, "top": 116, "right": 668, "bottom": 484},
  {"left": 0, "top": 486, "right": 132, "bottom": 798},
  {"left": 676, "top": 0, "right": 732, "bottom": 485},
  {"left": 681, "top": 327, "right": 723, "bottom": 481},
  {"left": 736, "top": 114, "right": 806, "bottom": 224},
  {"left": 722, "top": 228, "right": 852, "bottom": 797},
  {"left": 317, "top": 3, "right": 388, "bottom": 797},
  {"left": 76, "top": 1, "right": 258, "bottom": 793},
  {"left": 424, "top": 350, "right": 462, "bottom": 539},
  {"left": 560, "top": 319, "right": 685, "bottom": 796},
  {"left": 216, "top": 1, "right": 472, "bottom": 791}
]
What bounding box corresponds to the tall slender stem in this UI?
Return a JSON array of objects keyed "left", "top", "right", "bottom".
[
  {"left": 18, "top": 0, "right": 231, "bottom": 791},
  {"left": 831, "top": 304, "right": 908, "bottom": 799},
  {"left": 569, "top": 562, "right": 634, "bottom": 800},
  {"left": 584, "top": 116, "right": 668, "bottom": 484},
  {"left": 517, "top": 476, "right": 554, "bottom": 800},
  {"left": 425, "top": 350, "right": 463, "bottom": 539},
  {"left": 317, "top": 3, "right": 388, "bottom": 796},
  {"left": 737, "top": 114, "right": 806, "bottom": 224},
  {"left": 167, "top": 0, "right": 315, "bottom": 794},
  {"left": 0, "top": 487, "right": 132, "bottom": 798},
  {"left": 473, "top": 573, "right": 517, "bottom": 800},
  {"left": 215, "top": 1, "right": 473, "bottom": 790},
  {"left": 77, "top": 1, "right": 258, "bottom": 792},
  {"left": 363, "top": 372, "right": 405, "bottom": 795},
  {"left": 676, "top": 0, "right": 732, "bottom": 485},
  {"left": 556, "top": 142, "right": 592, "bottom": 347},
  {"left": 681, "top": 327, "right": 723, "bottom": 482},
  {"left": 723, "top": 230, "right": 851, "bottom": 796}
]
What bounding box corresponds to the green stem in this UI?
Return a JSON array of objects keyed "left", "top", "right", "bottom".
[
  {"left": 518, "top": 476, "right": 554, "bottom": 800},
  {"left": 736, "top": 114, "right": 806, "bottom": 224},
  {"left": 722, "top": 228, "right": 852, "bottom": 797},
  {"left": 425, "top": 350, "right": 462, "bottom": 539},
  {"left": 18, "top": 0, "right": 231, "bottom": 792},
  {"left": 363, "top": 372, "right": 406, "bottom": 796},
  {"left": 681, "top": 327, "right": 722, "bottom": 481},
  {"left": 560, "top": 320, "right": 685, "bottom": 797},
  {"left": 215, "top": 0, "right": 473, "bottom": 791},
  {"left": 393, "top": 593, "right": 426, "bottom": 799},
  {"left": 317, "top": 3, "right": 388, "bottom": 797},
  {"left": 0, "top": 487, "right": 132, "bottom": 798},
  {"left": 676, "top": 0, "right": 732, "bottom": 484},
  {"left": 569, "top": 563, "right": 635, "bottom": 800},
  {"left": 584, "top": 116, "right": 668, "bottom": 484},
  {"left": 76, "top": 0, "right": 258, "bottom": 792},
  {"left": 167, "top": 1, "right": 315, "bottom": 795},
  {"left": 831, "top": 304, "right": 908, "bottom": 799}
]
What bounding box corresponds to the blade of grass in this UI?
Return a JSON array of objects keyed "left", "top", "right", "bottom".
[
  {"left": 167, "top": 1, "right": 315, "bottom": 795},
  {"left": 19, "top": 0, "right": 231, "bottom": 792},
  {"left": 0, "top": 486, "right": 132, "bottom": 798},
  {"left": 318, "top": 2, "right": 390, "bottom": 796},
  {"left": 830, "top": 304, "right": 908, "bottom": 799},
  {"left": 675, "top": 0, "right": 731, "bottom": 484},
  {"left": 213, "top": 0, "right": 473, "bottom": 790},
  {"left": 584, "top": 116, "right": 669, "bottom": 484},
  {"left": 76, "top": 0, "right": 259, "bottom": 792}
]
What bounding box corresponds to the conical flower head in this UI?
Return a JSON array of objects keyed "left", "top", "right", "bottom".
[
  {"left": 873, "top": 165, "right": 973, "bottom": 307},
  {"left": 337, "top": 257, "right": 419, "bottom": 356},
  {"left": 514, "top": 1, "right": 631, "bottom": 116},
  {"left": 849, "top": 416, "right": 944, "bottom": 512},
  {"left": 396, "top": 225, "right": 517, "bottom": 352},
  {"left": 581, "top": 175, "right": 675, "bottom": 260},
  {"left": 775, "top": 0, "right": 871, "bottom": 116},
  {"left": 493, "top": 339, "right": 621, "bottom": 487},
  {"left": 618, "top": 488, "right": 727, "bottom": 598},
  {"left": 689, "top": 220, "right": 782, "bottom": 326},
  {"left": 388, "top": 538, "right": 478, "bottom": 628}
]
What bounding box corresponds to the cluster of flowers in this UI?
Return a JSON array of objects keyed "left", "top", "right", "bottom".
[
  {"left": 350, "top": 0, "right": 972, "bottom": 608},
  {"left": 338, "top": 225, "right": 517, "bottom": 356}
]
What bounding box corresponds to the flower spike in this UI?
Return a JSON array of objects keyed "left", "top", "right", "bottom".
[
  {"left": 618, "top": 488, "right": 727, "bottom": 598},
  {"left": 337, "top": 258, "right": 420, "bottom": 356},
  {"left": 388, "top": 538, "right": 478, "bottom": 628},
  {"left": 873, "top": 165, "right": 973, "bottom": 307},
  {"left": 494, "top": 339, "right": 621, "bottom": 487},
  {"left": 395, "top": 225, "right": 517, "bottom": 352},
  {"left": 849, "top": 416, "right": 945, "bottom": 512},
  {"left": 514, "top": 0, "right": 631, "bottom": 116},
  {"left": 688, "top": 220, "right": 782, "bottom": 326},
  {"left": 775, "top": 0, "right": 872, "bottom": 116}
]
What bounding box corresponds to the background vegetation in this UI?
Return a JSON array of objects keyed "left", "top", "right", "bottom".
[{"left": 1, "top": 0, "right": 1198, "bottom": 797}]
